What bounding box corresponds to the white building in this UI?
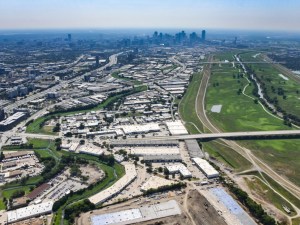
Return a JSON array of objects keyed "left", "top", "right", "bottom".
[
  {"left": 192, "top": 158, "right": 219, "bottom": 178},
  {"left": 89, "top": 163, "right": 137, "bottom": 205},
  {"left": 166, "top": 164, "right": 192, "bottom": 178},
  {"left": 7, "top": 201, "right": 54, "bottom": 224},
  {"left": 118, "top": 123, "right": 160, "bottom": 135},
  {"left": 165, "top": 120, "right": 188, "bottom": 135}
]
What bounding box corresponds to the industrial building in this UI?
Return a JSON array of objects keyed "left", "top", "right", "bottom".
[
  {"left": 185, "top": 139, "right": 204, "bottom": 158},
  {"left": 143, "top": 154, "right": 182, "bottom": 162},
  {"left": 165, "top": 120, "right": 188, "bottom": 135},
  {"left": 130, "top": 147, "right": 180, "bottom": 156},
  {"left": 6, "top": 201, "right": 54, "bottom": 224},
  {"left": 166, "top": 164, "right": 192, "bottom": 178},
  {"left": 0, "top": 112, "right": 28, "bottom": 131},
  {"left": 110, "top": 139, "right": 178, "bottom": 147},
  {"left": 89, "top": 163, "right": 137, "bottom": 205},
  {"left": 90, "top": 200, "right": 181, "bottom": 225},
  {"left": 192, "top": 158, "right": 219, "bottom": 178},
  {"left": 117, "top": 123, "right": 160, "bottom": 135}
]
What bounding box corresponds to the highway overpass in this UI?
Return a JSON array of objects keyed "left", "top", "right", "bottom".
[
  {"left": 2, "top": 129, "right": 300, "bottom": 142},
  {"left": 135, "top": 130, "right": 300, "bottom": 141}
]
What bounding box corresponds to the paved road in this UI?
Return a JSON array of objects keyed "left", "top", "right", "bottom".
[
  {"left": 4, "top": 53, "right": 120, "bottom": 112},
  {"left": 199, "top": 61, "right": 284, "bottom": 64}
]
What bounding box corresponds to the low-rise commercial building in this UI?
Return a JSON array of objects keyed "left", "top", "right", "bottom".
[
  {"left": 89, "top": 163, "right": 137, "bottom": 205},
  {"left": 7, "top": 201, "right": 54, "bottom": 224},
  {"left": 166, "top": 164, "right": 192, "bottom": 178},
  {"left": 0, "top": 112, "right": 28, "bottom": 131},
  {"left": 192, "top": 158, "right": 219, "bottom": 178}
]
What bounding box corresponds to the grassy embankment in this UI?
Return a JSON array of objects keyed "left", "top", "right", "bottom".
[
  {"left": 179, "top": 72, "right": 204, "bottom": 133},
  {"left": 179, "top": 71, "right": 251, "bottom": 171},
  {"left": 242, "top": 171, "right": 300, "bottom": 210},
  {"left": 244, "top": 176, "right": 296, "bottom": 216}
]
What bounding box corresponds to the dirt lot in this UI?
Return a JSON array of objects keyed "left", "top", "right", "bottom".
[
  {"left": 77, "top": 187, "right": 228, "bottom": 225},
  {"left": 186, "top": 189, "right": 227, "bottom": 225}
]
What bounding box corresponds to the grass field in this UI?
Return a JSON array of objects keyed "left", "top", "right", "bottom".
[
  {"left": 179, "top": 71, "right": 251, "bottom": 171},
  {"left": 179, "top": 72, "right": 204, "bottom": 133},
  {"left": 2, "top": 186, "right": 33, "bottom": 199},
  {"left": 240, "top": 52, "right": 300, "bottom": 118},
  {"left": 26, "top": 116, "right": 58, "bottom": 135},
  {"left": 240, "top": 139, "right": 300, "bottom": 187},
  {"left": 206, "top": 57, "right": 291, "bottom": 132},
  {"left": 244, "top": 176, "right": 296, "bottom": 216},
  {"left": 241, "top": 171, "right": 300, "bottom": 209},
  {"left": 202, "top": 141, "right": 251, "bottom": 171},
  {"left": 112, "top": 72, "right": 143, "bottom": 85},
  {"left": 292, "top": 217, "right": 300, "bottom": 225},
  {"left": 204, "top": 52, "right": 299, "bottom": 187}
]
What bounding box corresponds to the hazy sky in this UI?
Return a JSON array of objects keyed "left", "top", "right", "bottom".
[{"left": 0, "top": 0, "right": 299, "bottom": 31}]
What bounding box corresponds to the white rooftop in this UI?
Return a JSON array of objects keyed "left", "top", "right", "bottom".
[
  {"left": 89, "top": 163, "right": 137, "bottom": 205},
  {"left": 165, "top": 120, "right": 188, "bottom": 135},
  {"left": 192, "top": 158, "right": 219, "bottom": 178},
  {"left": 7, "top": 201, "right": 53, "bottom": 223}
]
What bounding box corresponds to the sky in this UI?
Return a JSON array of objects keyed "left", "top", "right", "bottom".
[{"left": 0, "top": 0, "right": 299, "bottom": 31}]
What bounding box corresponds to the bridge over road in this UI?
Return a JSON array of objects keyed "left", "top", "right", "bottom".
[
  {"left": 136, "top": 129, "right": 300, "bottom": 141},
  {"left": 1, "top": 129, "right": 300, "bottom": 142}
]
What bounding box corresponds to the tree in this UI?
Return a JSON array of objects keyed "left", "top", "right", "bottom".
[
  {"left": 52, "top": 123, "right": 61, "bottom": 132},
  {"left": 79, "top": 123, "right": 85, "bottom": 130}
]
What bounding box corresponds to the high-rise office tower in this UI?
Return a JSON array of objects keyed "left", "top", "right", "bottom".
[
  {"left": 96, "top": 56, "right": 99, "bottom": 67},
  {"left": 67, "top": 34, "right": 72, "bottom": 42},
  {"left": 201, "top": 30, "right": 206, "bottom": 41}
]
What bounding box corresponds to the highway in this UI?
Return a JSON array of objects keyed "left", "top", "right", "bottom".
[
  {"left": 199, "top": 61, "right": 284, "bottom": 64},
  {"left": 2, "top": 129, "right": 300, "bottom": 143},
  {"left": 3, "top": 53, "right": 120, "bottom": 112}
]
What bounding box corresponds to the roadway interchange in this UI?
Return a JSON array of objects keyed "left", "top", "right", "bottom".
[{"left": 195, "top": 54, "right": 300, "bottom": 217}]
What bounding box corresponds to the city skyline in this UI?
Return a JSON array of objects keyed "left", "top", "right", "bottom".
[{"left": 0, "top": 0, "right": 300, "bottom": 32}]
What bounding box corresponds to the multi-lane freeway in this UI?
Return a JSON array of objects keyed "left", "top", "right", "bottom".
[{"left": 4, "top": 53, "right": 120, "bottom": 113}]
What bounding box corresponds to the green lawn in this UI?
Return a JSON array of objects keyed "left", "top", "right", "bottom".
[
  {"left": 241, "top": 171, "right": 300, "bottom": 209},
  {"left": 292, "top": 217, "right": 300, "bottom": 225},
  {"left": 0, "top": 200, "right": 5, "bottom": 210},
  {"left": 1, "top": 185, "right": 33, "bottom": 199},
  {"left": 240, "top": 139, "right": 300, "bottom": 187},
  {"left": 244, "top": 176, "right": 296, "bottom": 216},
  {"left": 179, "top": 71, "right": 251, "bottom": 171},
  {"left": 26, "top": 116, "right": 58, "bottom": 135},
  {"left": 179, "top": 72, "right": 204, "bottom": 133},
  {"left": 112, "top": 72, "right": 143, "bottom": 85},
  {"left": 240, "top": 52, "right": 300, "bottom": 119},
  {"left": 206, "top": 61, "right": 291, "bottom": 132},
  {"left": 205, "top": 53, "right": 299, "bottom": 186},
  {"left": 203, "top": 141, "right": 251, "bottom": 171}
]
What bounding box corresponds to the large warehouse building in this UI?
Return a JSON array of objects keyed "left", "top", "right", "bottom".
[
  {"left": 192, "top": 158, "right": 219, "bottom": 178},
  {"left": 6, "top": 201, "right": 54, "bottom": 224}
]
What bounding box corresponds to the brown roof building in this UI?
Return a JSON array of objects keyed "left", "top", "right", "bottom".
[{"left": 27, "top": 183, "right": 51, "bottom": 200}]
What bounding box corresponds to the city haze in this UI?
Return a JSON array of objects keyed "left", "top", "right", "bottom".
[{"left": 0, "top": 0, "right": 300, "bottom": 32}]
